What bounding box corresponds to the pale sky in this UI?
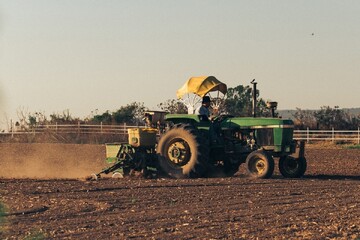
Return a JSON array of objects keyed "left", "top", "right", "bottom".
[{"left": 1, "top": 0, "right": 359, "bottom": 125}]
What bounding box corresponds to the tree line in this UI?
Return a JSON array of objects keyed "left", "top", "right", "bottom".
[
  {"left": 15, "top": 84, "right": 360, "bottom": 131},
  {"left": 292, "top": 106, "right": 360, "bottom": 130}
]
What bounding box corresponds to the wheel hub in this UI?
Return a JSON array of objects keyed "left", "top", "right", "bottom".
[
  {"left": 255, "top": 159, "right": 266, "bottom": 174},
  {"left": 285, "top": 158, "right": 299, "bottom": 173},
  {"left": 167, "top": 140, "right": 190, "bottom": 166}
]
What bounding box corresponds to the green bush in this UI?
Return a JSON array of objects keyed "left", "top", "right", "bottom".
[{"left": 344, "top": 144, "right": 360, "bottom": 149}]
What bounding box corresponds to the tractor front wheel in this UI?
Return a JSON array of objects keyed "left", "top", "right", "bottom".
[
  {"left": 245, "top": 150, "right": 274, "bottom": 179},
  {"left": 279, "top": 156, "right": 307, "bottom": 178}
]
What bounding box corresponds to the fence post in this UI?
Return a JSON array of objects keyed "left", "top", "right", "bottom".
[
  {"left": 332, "top": 127, "right": 334, "bottom": 143},
  {"left": 78, "top": 121, "right": 80, "bottom": 134},
  {"left": 100, "top": 122, "right": 103, "bottom": 134},
  {"left": 56, "top": 122, "right": 58, "bottom": 132},
  {"left": 358, "top": 127, "right": 360, "bottom": 144},
  {"left": 306, "top": 127, "right": 309, "bottom": 143},
  {"left": 124, "top": 122, "right": 127, "bottom": 134}
]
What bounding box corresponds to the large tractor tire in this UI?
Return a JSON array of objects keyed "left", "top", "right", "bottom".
[
  {"left": 279, "top": 156, "right": 307, "bottom": 178},
  {"left": 157, "top": 124, "right": 210, "bottom": 178},
  {"left": 245, "top": 150, "right": 274, "bottom": 179}
]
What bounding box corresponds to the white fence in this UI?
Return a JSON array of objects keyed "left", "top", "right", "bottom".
[
  {"left": 294, "top": 128, "right": 360, "bottom": 144},
  {"left": 1, "top": 123, "right": 141, "bottom": 137},
  {"left": 1, "top": 123, "right": 360, "bottom": 144}
]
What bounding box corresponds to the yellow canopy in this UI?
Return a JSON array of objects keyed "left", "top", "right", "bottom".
[{"left": 176, "top": 76, "right": 227, "bottom": 99}]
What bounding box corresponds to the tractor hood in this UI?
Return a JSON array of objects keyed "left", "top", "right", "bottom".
[{"left": 221, "top": 117, "right": 294, "bottom": 129}]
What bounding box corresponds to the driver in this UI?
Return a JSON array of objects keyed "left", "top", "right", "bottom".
[
  {"left": 195, "top": 96, "right": 222, "bottom": 143},
  {"left": 195, "top": 96, "right": 211, "bottom": 120}
]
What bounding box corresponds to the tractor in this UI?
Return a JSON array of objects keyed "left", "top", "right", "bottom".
[{"left": 92, "top": 76, "right": 306, "bottom": 180}]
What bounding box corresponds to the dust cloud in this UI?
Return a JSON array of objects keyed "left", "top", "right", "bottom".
[{"left": 0, "top": 143, "right": 107, "bottom": 179}]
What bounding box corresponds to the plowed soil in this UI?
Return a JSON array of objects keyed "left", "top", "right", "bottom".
[{"left": 1, "top": 143, "right": 360, "bottom": 239}]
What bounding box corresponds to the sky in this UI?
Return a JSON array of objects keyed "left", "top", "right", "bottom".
[{"left": 1, "top": 0, "right": 360, "bottom": 127}]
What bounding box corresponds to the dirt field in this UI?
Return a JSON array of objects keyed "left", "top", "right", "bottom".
[{"left": 0, "top": 143, "right": 360, "bottom": 239}]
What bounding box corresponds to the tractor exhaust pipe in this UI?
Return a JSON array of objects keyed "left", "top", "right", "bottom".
[{"left": 251, "top": 79, "right": 257, "bottom": 118}]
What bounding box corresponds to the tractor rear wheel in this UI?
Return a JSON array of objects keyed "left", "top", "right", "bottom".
[
  {"left": 245, "top": 150, "right": 274, "bottom": 179},
  {"left": 279, "top": 156, "right": 307, "bottom": 178},
  {"left": 157, "top": 124, "right": 209, "bottom": 178}
]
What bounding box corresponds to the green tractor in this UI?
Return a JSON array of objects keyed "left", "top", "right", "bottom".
[
  {"left": 93, "top": 76, "right": 306, "bottom": 180},
  {"left": 156, "top": 76, "right": 306, "bottom": 179}
]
